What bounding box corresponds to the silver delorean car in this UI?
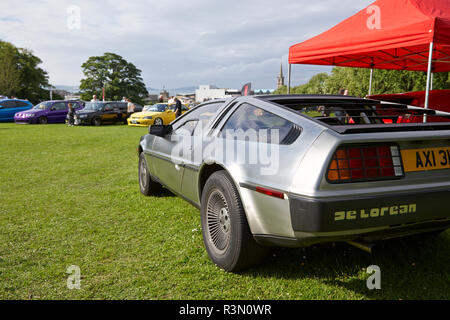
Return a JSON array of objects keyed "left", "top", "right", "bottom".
[{"left": 137, "top": 95, "right": 450, "bottom": 271}]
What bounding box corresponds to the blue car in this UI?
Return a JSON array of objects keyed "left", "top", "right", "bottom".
[{"left": 0, "top": 99, "right": 34, "bottom": 122}]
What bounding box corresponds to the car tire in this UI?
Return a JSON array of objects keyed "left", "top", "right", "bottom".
[
  {"left": 139, "top": 152, "right": 162, "bottom": 196},
  {"left": 201, "top": 170, "right": 268, "bottom": 272},
  {"left": 154, "top": 118, "right": 163, "bottom": 126},
  {"left": 92, "top": 117, "right": 101, "bottom": 126},
  {"left": 37, "top": 116, "right": 48, "bottom": 124}
]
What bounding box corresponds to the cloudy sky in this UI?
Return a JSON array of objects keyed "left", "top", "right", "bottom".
[{"left": 0, "top": 0, "right": 374, "bottom": 90}]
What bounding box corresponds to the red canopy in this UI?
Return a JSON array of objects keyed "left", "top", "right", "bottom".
[{"left": 289, "top": 0, "right": 450, "bottom": 72}]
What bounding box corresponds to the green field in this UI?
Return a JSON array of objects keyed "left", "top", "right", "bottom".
[{"left": 0, "top": 122, "right": 449, "bottom": 300}]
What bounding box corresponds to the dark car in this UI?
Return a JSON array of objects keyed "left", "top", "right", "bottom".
[
  {"left": 75, "top": 101, "right": 127, "bottom": 126},
  {"left": 14, "top": 100, "right": 83, "bottom": 124},
  {"left": 74, "top": 101, "right": 128, "bottom": 126},
  {"left": 0, "top": 99, "right": 34, "bottom": 122}
]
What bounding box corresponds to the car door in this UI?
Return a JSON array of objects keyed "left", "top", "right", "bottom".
[
  {"left": 149, "top": 120, "right": 198, "bottom": 194},
  {"left": 115, "top": 103, "right": 126, "bottom": 123},
  {"left": 151, "top": 102, "right": 225, "bottom": 195},
  {"left": 47, "top": 102, "right": 68, "bottom": 123},
  {"left": 0, "top": 100, "right": 19, "bottom": 121},
  {"left": 101, "top": 103, "right": 117, "bottom": 123},
  {"left": 0, "top": 101, "right": 7, "bottom": 120}
]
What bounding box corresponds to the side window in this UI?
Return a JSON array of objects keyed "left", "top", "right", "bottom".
[
  {"left": 174, "top": 120, "right": 198, "bottom": 136},
  {"left": 104, "top": 103, "right": 114, "bottom": 111},
  {"left": 2, "top": 101, "right": 16, "bottom": 108},
  {"left": 118, "top": 102, "right": 127, "bottom": 111},
  {"left": 174, "top": 102, "right": 222, "bottom": 130},
  {"left": 52, "top": 102, "right": 67, "bottom": 111},
  {"left": 15, "top": 101, "right": 29, "bottom": 107},
  {"left": 220, "top": 103, "right": 299, "bottom": 145}
]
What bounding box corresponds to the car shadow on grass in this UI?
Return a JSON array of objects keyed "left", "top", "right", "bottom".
[{"left": 245, "top": 231, "right": 450, "bottom": 299}]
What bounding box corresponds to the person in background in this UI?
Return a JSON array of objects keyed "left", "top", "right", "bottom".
[
  {"left": 168, "top": 96, "right": 175, "bottom": 104},
  {"left": 121, "top": 97, "right": 127, "bottom": 102},
  {"left": 338, "top": 88, "right": 349, "bottom": 96},
  {"left": 67, "top": 102, "right": 76, "bottom": 126},
  {"left": 174, "top": 97, "right": 182, "bottom": 118},
  {"left": 334, "top": 88, "right": 349, "bottom": 122},
  {"left": 91, "top": 95, "right": 98, "bottom": 102},
  {"left": 127, "top": 98, "right": 135, "bottom": 118}
]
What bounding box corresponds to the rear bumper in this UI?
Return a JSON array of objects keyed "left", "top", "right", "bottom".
[
  {"left": 254, "top": 188, "right": 450, "bottom": 247},
  {"left": 289, "top": 188, "right": 450, "bottom": 233}
]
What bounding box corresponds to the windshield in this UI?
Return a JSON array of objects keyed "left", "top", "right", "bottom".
[
  {"left": 143, "top": 104, "right": 167, "bottom": 112},
  {"left": 33, "top": 102, "right": 52, "bottom": 110},
  {"left": 84, "top": 102, "right": 104, "bottom": 111}
]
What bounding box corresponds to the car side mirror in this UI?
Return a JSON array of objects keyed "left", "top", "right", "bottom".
[
  {"left": 149, "top": 124, "right": 172, "bottom": 137},
  {"left": 167, "top": 109, "right": 173, "bottom": 113}
]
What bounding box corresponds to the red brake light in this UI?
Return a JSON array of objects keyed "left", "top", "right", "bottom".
[
  {"left": 327, "top": 144, "right": 404, "bottom": 183},
  {"left": 255, "top": 186, "right": 285, "bottom": 199}
]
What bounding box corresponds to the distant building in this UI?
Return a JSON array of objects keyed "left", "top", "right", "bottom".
[
  {"left": 143, "top": 94, "right": 159, "bottom": 104},
  {"left": 64, "top": 94, "right": 82, "bottom": 101},
  {"left": 277, "top": 62, "right": 285, "bottom": 89},
  {"left": 160, "top": 87, "right": 169, "bottom": 101},
  {"left": 195, "top": 85, "right": 240, "bottom": 103}
]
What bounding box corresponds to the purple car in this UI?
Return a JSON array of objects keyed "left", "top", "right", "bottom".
[{"left": 14, "top": 100, "right": 84, "bottom": 124}]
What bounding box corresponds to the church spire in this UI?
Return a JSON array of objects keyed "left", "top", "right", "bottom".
[{"left": 277, "top": 62, "right": 285, "bottom": 89}]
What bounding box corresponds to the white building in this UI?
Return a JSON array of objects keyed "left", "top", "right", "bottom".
[{"left": 195, "top": 85, "right": 240, "bottom": 103}]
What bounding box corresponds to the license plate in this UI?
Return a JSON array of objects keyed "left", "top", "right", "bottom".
[
  {"left": 401, "top": 147, "right": 450, "bottom": 172},
  {"left": 132, "top": 120, "right": 138, "bottom": 124}
]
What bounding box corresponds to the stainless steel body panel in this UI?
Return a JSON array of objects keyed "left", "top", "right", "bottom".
[{"left": 139, "top": 95, "right": 450, "bottom": 246}]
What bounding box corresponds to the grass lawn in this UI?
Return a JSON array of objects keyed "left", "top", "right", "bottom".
[{"left": 0, "top": 122, "right": 449, "bottom": 300}]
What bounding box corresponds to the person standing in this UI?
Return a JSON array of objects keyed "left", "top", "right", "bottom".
[
  {"left": 91, "top": 95, "right": 98, "bottom": 102},
  {"left": 127, "top": 98, "right": 135, "bottom": 118},
  {"left": 67, "top": 102, "right": 76, "bottom": 126},
  {"left": 174, "top": 97, "right": 182, "bottom": 118}
]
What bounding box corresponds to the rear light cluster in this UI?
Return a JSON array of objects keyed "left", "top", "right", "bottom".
[{"left": 327, "top": 144, "right": 404, "bottom": 183}]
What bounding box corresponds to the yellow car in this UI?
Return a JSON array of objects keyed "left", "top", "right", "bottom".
[{"left": 127, "top": 103, "right": 189, "bottom": 127}]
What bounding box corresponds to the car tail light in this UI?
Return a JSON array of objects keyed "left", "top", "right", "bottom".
[
  {"left": 327, "top": 144, "right": 404, "bottom": 183},
  {"left": 255, "top": 186, "right": 285, "bottom": 199}
]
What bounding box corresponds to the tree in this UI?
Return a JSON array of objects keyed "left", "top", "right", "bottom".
[
  {"left": 79, "top": 53, "right": 148, "bottom": 104},
  {"left": 0, "top": 40, "right": 51, "bottom": 103},
  {"left": 0, "top": 48, "right": 20, "bottom": 97},
  {"left": 275, "top": 66, "right": 450, "bottom": 97}
]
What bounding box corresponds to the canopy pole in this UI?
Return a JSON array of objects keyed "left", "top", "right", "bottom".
[
  {"left": 287, "top": 64, "right": 291, "bottom": 94},
  {"left": 368, "top": 68, "right": 374, "bottom": 96},
  {"left": 424, "top": 42, "right": 434, "bottom": 123},
  {"left": 430, "top": 72, "right": 434, "bottom": 91}
]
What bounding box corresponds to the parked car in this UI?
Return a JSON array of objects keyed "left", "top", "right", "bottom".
[
  {"left": 74, "top": 101, "right": 128, "bottom": 126},
  {"left": 0, "top": 99, "right": 33, "bottom": 122},
  {"left": 137, "top": 95, "right": 450, "bottom": 271},
  {"left": 128, "top": 103, "right": 189, "bottom": 127},
  {"left": 14, "top": 100, "right": 83, "bottom": 124}
]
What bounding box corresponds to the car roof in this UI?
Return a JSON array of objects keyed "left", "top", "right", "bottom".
[
  {"left": 255, "top": 94, "right": 380, "bottom": 105},
  {"left": 0, "top": 98, "right": 30, "bottom": 102},
  {"left": 85, "top": 101, "right": 126, "bottom": 103}
]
